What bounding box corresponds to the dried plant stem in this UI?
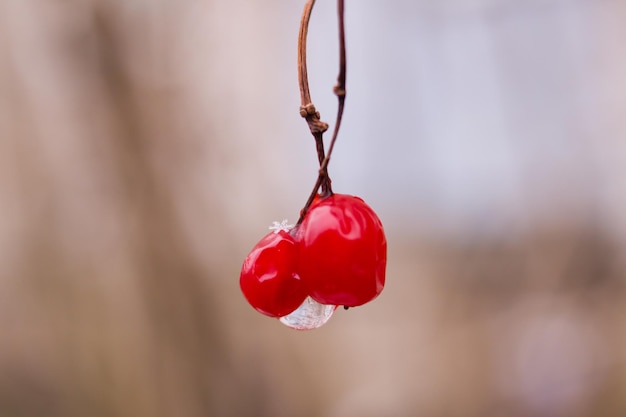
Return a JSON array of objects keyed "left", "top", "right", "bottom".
[
  {"left": 298, "top": 0, "right": 329, "bottom": 177},
  {"left": 297, "top": 0, "right": 347, "bottom": 225},
  {"left": 324, "top": 0, "right": 347, "bottom": 181}
]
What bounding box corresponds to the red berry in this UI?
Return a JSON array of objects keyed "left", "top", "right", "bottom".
[
  {"left": 297, "top": 194, "right": 386, "bottom": 307},
  {"left": 240, "top": 230, "right": 308, "bottom": 317}
]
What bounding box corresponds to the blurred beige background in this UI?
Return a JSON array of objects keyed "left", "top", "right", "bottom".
[{"left": 1, "top": 0, "right": 626, "bottom": 416}]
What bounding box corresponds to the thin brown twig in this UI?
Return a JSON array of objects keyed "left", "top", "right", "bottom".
[
  {"left": 297, "top": 0, "right": 347, "bottom": 225},
  {"left": 324, "top": 0, "right": 347, "bottom": 174},
  {"left": 298, "top": 0, "right": 329, "bottom": 173},
  {"left": 297, "top": 0, "right": 314, "bottom": 111}
]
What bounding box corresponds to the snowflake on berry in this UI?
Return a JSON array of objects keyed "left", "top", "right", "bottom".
[{"left": 269, "top": 219, "right": 293, "bottom": 233}]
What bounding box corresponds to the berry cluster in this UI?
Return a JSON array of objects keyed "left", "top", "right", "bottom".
[
  {"left": 240, "top": 193, "right": 387, "bottom": 327},
  {"left": 239, "top": 0, "right": 385, "bottom": 329}
]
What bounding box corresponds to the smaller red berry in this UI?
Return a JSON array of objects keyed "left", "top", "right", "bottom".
[{"left": 240, "top": 229, "right": 307, "bottom": 317}]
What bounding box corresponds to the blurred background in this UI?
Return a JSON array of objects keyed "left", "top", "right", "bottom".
[{"left": 1, "top": 0, "right": 626, "bottom": 416}]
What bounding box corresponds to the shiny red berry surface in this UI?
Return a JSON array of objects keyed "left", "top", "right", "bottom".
[
  {"left": 297, "top": 194, "right": 387, "bottom": 307},
  {"left": 240, "top": 230, "right": 308, "bottom": 317}
]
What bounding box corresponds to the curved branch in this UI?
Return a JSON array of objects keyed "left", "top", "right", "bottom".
[{"left": 297, "top": 0, "right": 347, "bottom": 225}]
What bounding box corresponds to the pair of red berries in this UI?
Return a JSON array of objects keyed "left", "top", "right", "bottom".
[{"left": 240, "top": 193, "right": 387, "bottom": 319}]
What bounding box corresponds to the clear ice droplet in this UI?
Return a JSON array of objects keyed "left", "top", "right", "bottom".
[{"left": 279, "top": 296, "right": 336, "bottom": 330}]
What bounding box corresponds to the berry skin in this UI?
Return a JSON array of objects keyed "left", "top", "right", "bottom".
[
  {"left": 297, "top": 194, "right": 387, "bottom": 307},
  {"left": 240, "top": 230, "right": 308, "bottom": 317}
]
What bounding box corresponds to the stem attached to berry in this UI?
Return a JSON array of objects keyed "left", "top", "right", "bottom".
[{"left": 297, "top": 0, "right": 347, "bottom": 226}]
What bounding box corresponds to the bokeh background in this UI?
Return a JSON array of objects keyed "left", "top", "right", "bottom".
[{"left": 1, "top": 0, "right": 626, "bottom": 416}]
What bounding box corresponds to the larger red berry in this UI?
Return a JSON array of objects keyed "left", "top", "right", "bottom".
[
  {"left": 297, "top": 194, "right": 386, "bottom": 307},
  {"left": 240, "top": 230, "right": 308, "bottom": 317}
]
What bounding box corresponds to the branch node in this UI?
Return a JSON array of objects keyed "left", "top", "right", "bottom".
[
  {"left": 299, "top": 103, "right": 317, "bottom": 117},
  {"left": 299, "top": 103, "right": 329, "bottom": 134},
  {"left": 333, "top": 84, "right": 346, "bottom": 98},
  {"left": 309, "top": 120, "right": 329, "bottom": 134}
]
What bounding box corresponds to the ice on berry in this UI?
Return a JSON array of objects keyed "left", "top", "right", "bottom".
[{"left": 279, "top": 296, "right": 336, "bottom": 330}]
